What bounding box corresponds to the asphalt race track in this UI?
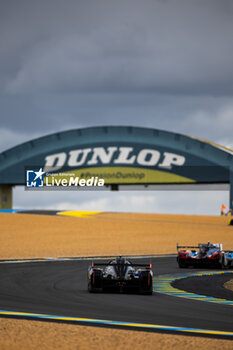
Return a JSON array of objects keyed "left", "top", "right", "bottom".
[
  {"left": 173, "top": 274, "right": 233, "bottom": 301},
  {"left": 0, "top": 257, "right": 233, "bottom": 339}
]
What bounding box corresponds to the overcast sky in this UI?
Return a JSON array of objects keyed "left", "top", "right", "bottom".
[{"left": 1, "top": 0, "right": 232, "bottom": 214}]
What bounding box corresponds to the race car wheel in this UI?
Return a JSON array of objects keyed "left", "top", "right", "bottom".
[
  {"left": 221, "top": 257, "right": 231, "bottom": 270},
  {"left": 221, "top": 256, "right": 227, "bottom": 269},
  {"left": 178, "top": 262, "right": 187, "bottom": 268},
  {"left": 88, "top": 269, "right": 103, "bottom": 293},
  {"left": 139, "top": 271, "right": 153, "bottom": 295},
  {"left": 178, "top": 258, "right": 188, "bottom": 268}
]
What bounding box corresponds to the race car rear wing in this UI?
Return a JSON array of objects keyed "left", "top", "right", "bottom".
[
  {"left": 177, "top": 243, "right": 223, "bottom": 251},
  {"left": 91, "top": 262, "right": 152, "bottom": 268},
  {"left": 177, "top": 243, "right": 199, "bottom": 250}
]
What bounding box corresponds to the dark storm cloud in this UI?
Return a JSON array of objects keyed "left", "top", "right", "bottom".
[
  {"left": 0, "top": 0, "right": 233, "bottom": 151},
  {"left": 0, "top": 0, "right": 232, "bottom": 214},
  {"left": 1, "top": 0, "right": 233, "bottom": 95}
]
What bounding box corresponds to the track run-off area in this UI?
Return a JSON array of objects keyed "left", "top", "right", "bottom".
[
  {"left": 0, "top": 255, "right": 233, "bottom": 339},
  {"left": 0, "top": 211, "right": 233, "bottom": 349}
]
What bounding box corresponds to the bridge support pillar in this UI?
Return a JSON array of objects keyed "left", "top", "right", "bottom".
[
  {"left": 0, "top": 185, "right": 12, "bottom": 209},
  {"left": 230, "top": 170, "right": 233, "bottom": 212}
]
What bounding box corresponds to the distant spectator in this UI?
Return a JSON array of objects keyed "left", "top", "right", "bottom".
[{"left": 221, "top": 204, "right": 227, "bottom": 216}]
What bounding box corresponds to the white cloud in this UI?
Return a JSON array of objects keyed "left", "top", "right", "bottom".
[{"left": 13, "top": 187, "right": 229, "bottom": 215}]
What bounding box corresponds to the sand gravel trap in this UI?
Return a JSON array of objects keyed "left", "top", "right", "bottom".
[
  {"left": 0, "top": 212, "right": 232, "bottom": 350},
  {"left": 0, "top": 212, "right": 231, "bottom": 259},
  {"left": 0, "top": 318, "right": 233, "bottom": 350},
  {"left": 224, "top": 279, "right": 233, "bottom": 292}
]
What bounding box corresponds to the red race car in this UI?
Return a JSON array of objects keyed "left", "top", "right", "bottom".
[{"left": 177, "top": 242, "right": 223, "bottom": 268}]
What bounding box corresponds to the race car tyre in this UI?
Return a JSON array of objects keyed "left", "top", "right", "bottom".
[
  {"left": 88, "top": 269, "right": 103, "bottom": 293},
  {"left": 139, "top": 271, "right": 153, "bottom": 295},
  {"left": 221, "top": 256, "right": 227, "bottom": 269},
  {"left": 177, "top": 259, "right": 188, "bottom": 268},
  {"left": 221, "top": 257, "right": 231, "bottom": 270}
]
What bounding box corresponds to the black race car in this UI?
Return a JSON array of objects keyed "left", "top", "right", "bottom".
[{"left": 88, "top": 256, "right": 153, "bottom": 294}]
